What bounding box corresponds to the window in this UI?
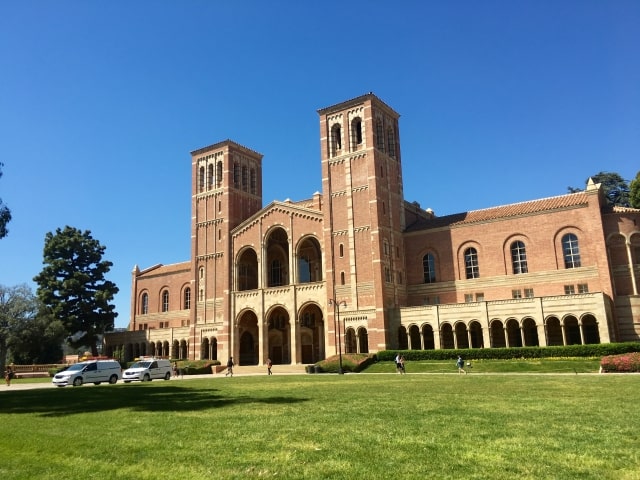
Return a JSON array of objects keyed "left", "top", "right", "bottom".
[
  {"left": 511, "top": 241, "right": 528, "bottom": 274},
  {"left": 578, "top": 283, "right": 589, "bottom": 293},
  {"left": 242, "top": 166, "right": 248, "bottom": 191},
  {"left": 383, "top": 241, "right": 389, "bottom": 256},
  {"left": 162, "top": 290, "right": 169, "bottom": 312},
  {"left": 270, "top": 260, "right": 283, "bottom": 287},
  {"left": 340, "top": 271, "right": 345, "bottom": 285},
  {"left": 387, "top": 127, "right": 396, "bottom": 158},
  {"left": 524, "top": 288, "right": 534, "bottom": 298},
  {"left": 397, "top": 271, "right": 403, "bottom": 284},
  {"left": 184, "top": 288, "right": 191, "bottom": 309},
  {"left": 464, "top": 247, "right": 480, "bottom": 279},
  {"left": 199, "top": 166, "right": 205, "bottom": 192},
  {"left": 476, "top": 293, "right": 484, "bottom": 302},
  {"left": 464, "top": 294, "right": 474, "bottom": 303},
  {"left": 208, "top": 164, "right": 214, "bottom": 189},
  {"left": 339, "top": 243, "right": 344, "bottom": 257},
  {"left": 376, "top": 119, "right": 384, "bottom": 152},
  {"left": 564, "top": 285, "right": 576, "bottom": 295},
  {"left": 331, "top": 124, "right": 341, "bottom": 156},
  {"left": 233, "top": 162, "right": 240, "bottom": 188},
  {"left": 351, "top": 118, "right": 363, "bottom": 149},
  {"left": 216, "top": 161, "right": 223, "bottom": 187},
  {"left": 423, "top": 253, "right": 436, "bottom": 283},
  {"left": 141, "top": 293, "right": 148, "bottom": 314},
  {"left": 562, "top": 233, "right": 581, "bottom": 268},
  {"left": 512, "top": 289, "right": 522, "bottom": 299},
  {"left": 384, "top": 267, "right": 392, "bottom": 283}
]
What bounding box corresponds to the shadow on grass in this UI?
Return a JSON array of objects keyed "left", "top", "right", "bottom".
[{"left": 1, "top": 384, "right": 309, "bottom": 417}]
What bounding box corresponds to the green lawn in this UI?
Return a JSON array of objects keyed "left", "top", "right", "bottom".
[{"left": 0, "top": 370, "right": 638, "bottom": 480}]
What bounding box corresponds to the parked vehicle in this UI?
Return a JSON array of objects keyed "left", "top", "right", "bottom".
[
  {"left": 122, "top": 358, "right": 172, "bottom": 383},
  {"left": 52, "top": 359, "right": 122, "bottom": 387}
]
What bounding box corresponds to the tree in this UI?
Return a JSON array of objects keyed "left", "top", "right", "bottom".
[
  {"left": 629, "top": 171, "right": 640, "bottom": 209},
  {"left": 8, "top": 312, "right": 66, "bottom": 365},
  {"left": 568, "top": 171, "right": 630, "bottom": 207},
  {"left": 0, "top": 162, "right": 11, "bottom": 239},
  {"left": 0, "top": 284, "right": 38, "bottom": 370},
  {"left": 34, "top": 226, "right": 119, "bottom": 356}
]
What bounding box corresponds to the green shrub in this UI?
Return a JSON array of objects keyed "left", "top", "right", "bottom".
[
  {"left": 377, "top": 342, "right": 640, "bottom": 362},
  {"left": 176, "top": 360, "right": 220, "bottom": 375},
  {"left": 600, "top": 352, "right": 640, "bottom": 372},
  {"left": 316, "top": 354, "right": 376, "bottom": 373}
]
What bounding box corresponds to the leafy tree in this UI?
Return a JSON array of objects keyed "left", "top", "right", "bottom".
[
  {"left": 0, "top": 284, "right": 38, "bottom": 370},
  {"left": 629, "top": 171, "right": 640, "bottom": 209},
  {"left": 568, "top": 171, "right": 630, "bottom": 207},
  {"left": 8, "top": 312, "right": 66, "bottom": 365},
  {"left": 0, "top": 162, "right": 11, "bottom": 239},
  {"left": 34, "top": 226, "right": 119, "bottom": 356}
]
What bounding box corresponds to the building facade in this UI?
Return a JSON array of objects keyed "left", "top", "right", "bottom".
[{"left": 105, "top": 93, "right": 640, "bottom": 364}]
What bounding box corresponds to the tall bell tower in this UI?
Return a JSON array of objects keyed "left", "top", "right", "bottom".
[
  {"left": 189, "top": 140, "right": 263, "bottom": 359},
  {"left": 318, "top": 93, "right": 406, "bottom": 352}
]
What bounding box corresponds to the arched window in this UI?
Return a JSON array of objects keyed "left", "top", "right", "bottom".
[
  {"left": 423, "top": 253, "right": 436, "bottom": 283},
  {"left": 376, "top": 119, "right": 384, "bottom": 152},
  {"left": 387, "top": 127, "right": 396, "bottom": 158},
  {"left": 199, "top": 166, "right": 205, "bottom": 192},
  {"left": 242, "top": 166, "right": 248, "bottom": 191},
  {"left": 562, "top": 233, "right": 581, "bottom": 268},
  {"left": 270, "top": 259, "right": 283, "bottom": 287},
  {"left": 331, "top": 124, "right": 341, "bottom": 156},
  {"left": 184, "top": 287, "right": 191, "bottom": 310},
  {"left": 141, "top": 293, "right": 148, "bottom": 315},
  {"left": 511, "top": 241, "right": 528, "bottom": 274},
  {"left": 216, "top": 161, "right": 223, "bottom": 187},
  {"left": 464, "top": 247, "right": 480, "bottom": 279},
  {"left": 207, "top": 164, "right": 214, "bottom": 189},
  {"left": 351, "top": 117, "right": 362, "bottom": 150},
  {"left": 340, "top": 271, "right": 345, "bottom": 285},
  {"left": 339, "top": 243, "right": 344, "bottom": 257},
  {"left": 162, "top": 290, "right": 169, "bottom": 312},
  {"left": 233, "top": 162, "right": 240, "bottom": 188}
]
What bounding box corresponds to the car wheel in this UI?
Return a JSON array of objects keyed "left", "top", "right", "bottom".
[
  {"left": 143, "top": 374, "right": 151, "bottom": 382},
  {"left": 108, "top": 375, "right": 118, "bottom": 384},
  {"left": 164, "top": 372, "right": 171, "bottom": 380},
  {"left": 72, "top": 377, "right": 83, "bottom": 387},
  {"left": 94, "top": 382, "right": 101, "bottom": 385}
]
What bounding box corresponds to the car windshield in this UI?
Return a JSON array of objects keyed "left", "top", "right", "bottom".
[
  {"left": 130, "top": 361, "right": 151, "bottom": 369},
  {"left": 67, "top": 363, "right": 87, "bottom": 372}
]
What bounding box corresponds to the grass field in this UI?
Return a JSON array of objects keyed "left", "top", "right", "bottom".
[{"left": 1, "top": 363, "right": 638, "bottom": 480}]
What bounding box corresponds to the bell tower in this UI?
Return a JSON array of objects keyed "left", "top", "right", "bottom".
[
  {"left": 318, "top": 93, "right": 406, "bottom": 352},
  {"left": 189, "top": 140, "right": 263, "bottom": 359}
]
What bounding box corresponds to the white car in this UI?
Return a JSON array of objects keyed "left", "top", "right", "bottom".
[
  {"left": 122, "top": 358, "right": 172, "bottom": 383},
  {"left": 52, "top": 360, "right": 122, "bottom": 387}
]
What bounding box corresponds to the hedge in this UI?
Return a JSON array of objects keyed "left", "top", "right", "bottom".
[{"left": 376, "top": 342, "right": 640, "bottom": 362}]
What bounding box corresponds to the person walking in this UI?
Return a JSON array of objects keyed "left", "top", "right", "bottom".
[
  {"left": 173, "top": 362, "right": 178, "bottom": 378},
  {"left": 225, "top": 357, "right": 235, "bottom": 377},
  {"left": 456, "top": 355, "right": 467, "bottom": 375},
  {"left": 395, "top": 353, "right": 403, "bottom": 374},
  {"left": 266, "top": 358, "right": 273, "bottom": 375},
  {"left": 4, "top": 365, "right": 14, "bottom": 386},
  {"left": 399, "top": 355, "right": 406, "bottom": 374}
]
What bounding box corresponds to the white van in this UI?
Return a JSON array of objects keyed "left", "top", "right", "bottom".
[
  {"left": 52, "top": 359, "right": 122, "bottom": 387},
  {"left": 122, "top": 358, "right": 172, "bottom": 382}
]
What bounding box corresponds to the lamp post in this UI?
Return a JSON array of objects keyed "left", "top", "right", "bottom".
[{"left": 329, "top": 299, "right": 347, "bottom": 374}]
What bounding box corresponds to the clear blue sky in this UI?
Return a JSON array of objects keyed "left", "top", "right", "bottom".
[{"left": 1, "top": 1, "right": 638, "bottom": 329}]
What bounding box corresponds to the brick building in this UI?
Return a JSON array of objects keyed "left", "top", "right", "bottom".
[{"left": 104, "top": 93, "right": 640, "bottom": 364}]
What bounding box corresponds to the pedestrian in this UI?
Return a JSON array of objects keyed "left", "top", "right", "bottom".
[
  {"left": 395, "top": 353, "right": 402, "bottom": 374},
  {"left": 173, "top": 362, "right": 178, "bottom": 378},
  {"left": 4, "top": 365, "right": 14, "bottom": 386},
  {"left": 456, "top": 355, "right": 467, "bottom": 375},
  {"left": 266, "top": 358, "right": 273, "bottom": 375},
  {"left": 399, "top": 355, "right": 406, "bottom": 374},
  {"left": 225, "top": 357, "right": 234, "bottom": 377}
]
